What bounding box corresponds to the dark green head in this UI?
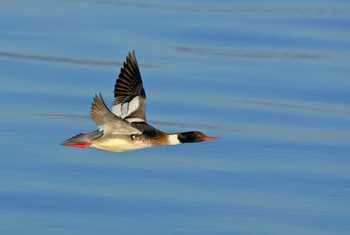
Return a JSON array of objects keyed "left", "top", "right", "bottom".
[{"left": 177, "top": 131, "right": 220, "bottom": 143}]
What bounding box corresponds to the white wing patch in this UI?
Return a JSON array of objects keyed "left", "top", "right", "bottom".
[{"left": 112, "top": 96, "right": 144, "bottom": 122}]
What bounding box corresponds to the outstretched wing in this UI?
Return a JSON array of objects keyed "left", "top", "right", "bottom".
[
  {"left": 91, "top": 93, "right": 141, "bottom": 135},
  {"left": 112, "top": 51, "right": 146, "bottom": 123}
]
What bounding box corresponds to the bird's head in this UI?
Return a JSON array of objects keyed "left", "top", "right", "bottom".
[{"left": 177, "top": 131, "right": 220, "bottom": 143}]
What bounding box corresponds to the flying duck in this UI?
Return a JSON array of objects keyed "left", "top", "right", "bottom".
[{"left": 63, "top": 51, "right": 219, "bottom": 152}]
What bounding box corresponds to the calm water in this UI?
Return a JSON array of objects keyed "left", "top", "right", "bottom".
[{"left": 1, "top": 1, "right": 350, "bottom": 234}]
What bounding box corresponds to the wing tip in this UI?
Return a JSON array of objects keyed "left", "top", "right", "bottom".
[
  {"left": 126, "top": 49, "right": 138, "bottom": 67},
  {"left": 90, "top": 93, "right": 112, "bottom": 125},
  {"left": 114, "top": 50, "right": 145, "bottom": 103}
]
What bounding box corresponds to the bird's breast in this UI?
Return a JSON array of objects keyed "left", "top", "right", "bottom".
[{"left": 91, "top": 137, "right": 149, "bottom": 152}]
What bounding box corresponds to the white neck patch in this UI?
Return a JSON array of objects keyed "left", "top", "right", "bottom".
[{"left": 168, "top": 134, "right": 180, "bottom": 145}]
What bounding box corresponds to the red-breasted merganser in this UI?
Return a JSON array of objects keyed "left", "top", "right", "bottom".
[{"left": 63, "top": 51, "right": 219, "bottom": 152}]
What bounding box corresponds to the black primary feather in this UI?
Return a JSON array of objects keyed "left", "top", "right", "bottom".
[{"left": 114, "top": 50, "right": 146, "bottom": 104}]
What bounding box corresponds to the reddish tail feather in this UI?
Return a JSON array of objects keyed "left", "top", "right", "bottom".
[{"left": 64, "top": 142, "right": 92, "bottom": 148}]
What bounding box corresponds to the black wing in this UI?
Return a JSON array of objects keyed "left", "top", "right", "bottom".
[{"left": 111, "top": 50, "right": 146, "bottom": 122}]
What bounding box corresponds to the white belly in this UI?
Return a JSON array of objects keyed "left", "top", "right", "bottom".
[{"left": 91, "top": 138, "right": 149, "bottom": 152}]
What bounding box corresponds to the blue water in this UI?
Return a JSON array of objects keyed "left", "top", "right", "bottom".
[{"left": 1, "top": 1, "right": 350, "bottom": 234}]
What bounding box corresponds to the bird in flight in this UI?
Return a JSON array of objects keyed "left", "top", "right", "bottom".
[{"left": 63, "top": 51, "right": 219, "bottom": 152}]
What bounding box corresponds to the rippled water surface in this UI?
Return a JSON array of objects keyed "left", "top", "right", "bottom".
[{"left": 1, "top": 1, "right": 350, "bottom": 234}]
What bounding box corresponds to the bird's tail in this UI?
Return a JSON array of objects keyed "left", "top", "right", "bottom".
[{"left": 62, "top": 130, "right": 103, "bottom": 148}]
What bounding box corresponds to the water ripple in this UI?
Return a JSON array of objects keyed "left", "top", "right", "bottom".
[
  {"left": 0, "top": 51, "right": 157, "bottom": 68},
  {"left": 79, "top": 1, "right": 350, "bottom": 17},
  {"left": 174, "top": 46, "right": 342, "bottom": 61}
]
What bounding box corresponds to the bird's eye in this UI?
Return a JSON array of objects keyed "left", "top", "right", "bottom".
[{"left": 131, "top": 135, "right": 136, "bottom": 140}]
